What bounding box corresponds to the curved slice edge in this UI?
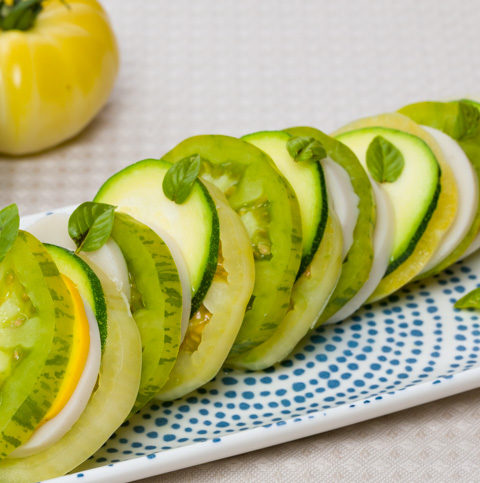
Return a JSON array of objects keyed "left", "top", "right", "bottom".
[
  {"left": 9, "top": 301, "right": 102, "bottom": 458},
  {"left": 26, "top": 213, "right": 131, "bottom": 303},
  {"left": 0, "top": 270, "right": 142, "bottom": 482},
  {"left": 156, "top": 183, "right": 255, "bottom": 400},
  {"left": 228, "top": 206, "right": 343, "bottom": 370},
  {"left": 419, "top": 126, "right": 478, "bottom": 274},
  {"left": 398, "top": 100, "right": 480, "bottom": 272},
  {"left": 322, "top": 158, "right": 359, "bottom": 260},
  {"left": 285, "top": 127, "right": 376, "bottom": 323},
  {"left": 326, "top": 182, "right": 394, "bottom": 324},
  {"left": 333, "top": 112, "right": 458, "bottom": 302}
]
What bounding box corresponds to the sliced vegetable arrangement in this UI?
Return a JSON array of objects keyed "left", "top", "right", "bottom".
[
  {"left": 0, "top": 206, "right": 142, "bottom": 480},
  {"left": 162, "top": 135, "right": 303, "bottom": 360},
  {"left": 2, "top": 98, "right": 480, "bottom": 481},
  {"left": 334, "top": 113, "right": 459, "bottom": 301}
]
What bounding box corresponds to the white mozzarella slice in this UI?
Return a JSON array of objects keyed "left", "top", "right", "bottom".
[
  {"left": 27, "top": 213, "right": 131, "bottom": 301},
  {"left": 28, "top": 212, "right": 191, "bottom": 342},
  {"left": 82, "top": 242, "right": 131, "bottom": 300},
  {"left": 26, "top": 213, "right": 76, "bottom": 250},
  {"left": 322, "top": 158, "right": 360, "bottom": 259},
  {"left": 326, "top": 182, "right": 394, "bottom": 324},
  {"left": 419, "top": 126, "right": 478, "bottom": 273},
  {"left": 146, "top": 222, "right": 191, "bottom": 342},
  {"left": 10, "top": 301, "right": 101, "bottom": 458}
]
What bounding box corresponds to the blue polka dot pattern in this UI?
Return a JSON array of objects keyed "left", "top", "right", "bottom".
[
  {"left": 68, "top": 255, "right": 480, "bottom": 476},
  {"left": 0, "top": 183, "right": 461, "bottom": 479}
]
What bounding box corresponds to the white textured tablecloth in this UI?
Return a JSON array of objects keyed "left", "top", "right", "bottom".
[{"left": 1, "top": 0, "right": 480, "bottom": 480}]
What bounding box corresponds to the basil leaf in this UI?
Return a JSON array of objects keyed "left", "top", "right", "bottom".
[
  {"left": 68, "top": 202, "right": 116, "bottom": 253},
  {"left": 163, "top": 154, "right": 202, "bottom": 204},
  {"left": 456, "top": 101, "right": 480, "bottom": 140},
  {"left": 0, "top": 204, "right": 19, "bottom": 263},
  {"left": 286, "top": 136, "right": 326, "bottom": 163},
  {"left": 454, "top": 288, "right": 480, "bottom": 310},
  {"left": 366, "top": 136, "right": 405, "bottom": 183}
]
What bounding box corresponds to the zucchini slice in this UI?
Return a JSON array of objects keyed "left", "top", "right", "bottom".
[
  {"left": 156, "top": 183, "right": 255, "bottom": 400},
  {"left": 334, "top": 113, "right": 458, "bottom": 301},
  {"left": 336, "top": 127, "right": 441, "bottom": 272},
  {"left": 162, "top": 135, "right": 302, "bottom": 356},
  {"left": 0, "top": 232, "right": 75, "bottom": 459},
  {"left": 28, "top": 211, "right": 184, "bottom": 413},
  {"left": 45, "top": 244, "right": 108, "bottom": 348},
  {"left": 95, "top": 159, "right": 219, "bottom": 314},
  {"left": 399, "top": 100, "right": 480, "bottom": 275},
  {"left": 242, "top": 130, "right": 328, "bottom": 277},
  {"left": 285, "top": 127, "right": 376, "bottom": 323},
  {"left": 0, "top": 262, "right": 142, "bottom": 482}
]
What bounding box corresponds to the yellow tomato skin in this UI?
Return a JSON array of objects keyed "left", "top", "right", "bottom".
[{"left": 0, "top": 0, "right": 119, "bottom": 155}]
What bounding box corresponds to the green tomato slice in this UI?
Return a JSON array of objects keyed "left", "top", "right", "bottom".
[
  {"left": 228, "top": 207, "right": 343, "bottom": 370},
  {"left": 0, "top": 264, "right": 142, "bottom": 481},
  {"left": 0, "top": 231, "right": 75, "bottom": 458},
  {"left": 399, "top": 100, "right": 480, "bottom": 277},
  {"left": 111, "top": 212, "right": 183, "bottom": 412},
  {"left": 285, "top": 127, "right": 376, "bottom": 323},
  {"left": 156, "top": 183, "right": 255, "bottom": 401},
  {"left": 163, "top": 135, "right": 302, "bottom": 356}
]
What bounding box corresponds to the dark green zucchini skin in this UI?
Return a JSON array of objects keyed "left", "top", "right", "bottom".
[
  {"left": 162, "top": 135, "right": 303, "bottom": 355},
  {"left": 336, "top": 126, "right": 442, "bottom": 277},
  {"left": 304, "top": 163, "right": 328, "bottom": 275},
  {"left": 94, "top": 158, "right": 219, "bottom": 315},
  {"left": 384, "top": 181, "right": 440, "bottom": 275},
  {"left": 45, "top": 244, "right": 107, "bottom": 349},
  {"left": 285, "top": 127, "right": 376, "bottom": 325},
  {"left": 242, "top": 130, "right": 329, "bottom": 279},
  {"left": 189, "top": 182, "right": 219, "bottom": 314}
]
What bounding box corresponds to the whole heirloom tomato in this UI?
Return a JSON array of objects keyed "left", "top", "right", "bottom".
[{"left": 0, "top": 0, "right": 118, "bottom": 155}]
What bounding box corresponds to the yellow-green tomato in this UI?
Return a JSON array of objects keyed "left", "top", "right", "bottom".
[{"left": 0, "top": 0, "right": 119, "bottom": 155}]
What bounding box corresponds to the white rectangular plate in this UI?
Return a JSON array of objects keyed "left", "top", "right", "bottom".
[{"left": 21, "top": 210, "right": 480, "bottom": 483}]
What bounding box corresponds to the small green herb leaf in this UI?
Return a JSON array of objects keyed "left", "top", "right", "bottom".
[
  {"left": 286, "top": 136, "right": 327, "bottom": 163},
  {"left": 163, "top": 154, "right": 202, "bottom": 204},
  {"left": 454, "top": 288, "right": 480, "bottom": 310},
  {"left": 0, "top": 204, "right": 19, "bottom": 263},
  {"left": 455, "top": 101, "right": 480, "bottom": 140},
  {"left": 68, "top": 202, "right": 116, "bottom": 254},
  {"left": 366, "top": 135, "right": 405, "bottom": 183}
]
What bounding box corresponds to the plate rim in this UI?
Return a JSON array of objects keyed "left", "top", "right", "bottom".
[
  {"left": 50, "top": 365, "right": 480, "bottom": 482},
  {"left": 21, "top": 208, "right": 480, "bottom": 482}
]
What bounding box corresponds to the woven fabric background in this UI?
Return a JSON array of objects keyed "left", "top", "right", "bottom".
[{"left": 1, "top": 0, "right": 480, "bottom": 480}]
